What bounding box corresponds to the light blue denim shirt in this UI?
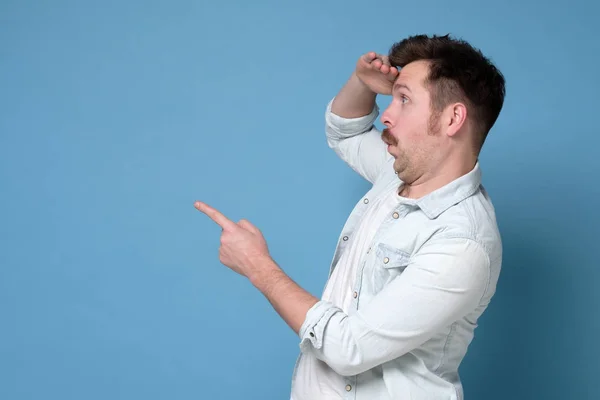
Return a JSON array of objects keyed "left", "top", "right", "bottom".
[{"left": 289, "top": 99, "right": 502, "bottom": 400}]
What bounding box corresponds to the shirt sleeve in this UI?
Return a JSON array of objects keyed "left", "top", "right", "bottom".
[
  {"left": 325, "top": 98, "right": 392, "bottom": 184},
  {"left": 298, "top": 237, "right": 492, "bottom": 377}
]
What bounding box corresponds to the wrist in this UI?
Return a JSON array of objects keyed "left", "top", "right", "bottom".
[
  {"left": 248, "top": 256, "right": 284, "bottom": 294},
  {"left": 351, "top": 71, "right": 375, "bottom": 94}
]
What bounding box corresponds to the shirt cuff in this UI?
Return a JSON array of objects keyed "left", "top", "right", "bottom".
[
  {"left": 298, "top": 300, "right": 341, "bottom": 352},
  {"left": 325, "top": 98, "right": 380, "bottom": 138}
]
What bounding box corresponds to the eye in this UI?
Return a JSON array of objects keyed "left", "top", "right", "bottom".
[{"left": 400, "top": 95, "right": 409, "bottom": 104}]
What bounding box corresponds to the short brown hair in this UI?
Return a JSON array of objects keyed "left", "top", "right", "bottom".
[{"left": 388, "top": 34, "right": 506, "bottom": 149}]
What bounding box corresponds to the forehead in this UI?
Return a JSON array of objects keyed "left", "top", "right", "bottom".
[{"left": 393, "top": 60, "right": 430, "bottom": 91}]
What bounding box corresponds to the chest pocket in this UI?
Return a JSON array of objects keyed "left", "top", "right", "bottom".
[{"left": 370, "top": 243, "right": 411, "bottom": 293}]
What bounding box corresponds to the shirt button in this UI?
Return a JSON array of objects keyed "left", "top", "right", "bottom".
[
  {"left": 353, "top": 291, "right": 358, "bottom": 298},
  {"left": 383, "top": 257, "right": 390, "bottom": 264},
  {"left": 346, "top": 384, "right": 352, "bottom": 391},
  {"left": 343, "top": 236, "right": 349, "bottom": 241},
  {"left": 363, "top": 198, "right": 369, "bottom": 204},
  {"left": 392, "top": 212, "right": 399, "bottom": 219}
]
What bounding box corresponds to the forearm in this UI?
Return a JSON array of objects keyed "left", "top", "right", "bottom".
[
  {"left": 331, "top": 72, "right": 377, "bottom": 118},
  {"left": 298, "top": 238, "right": 491, "bottom": 376},
  {"left": 249, "top": 257, "right": 319, "bottom": 335}
]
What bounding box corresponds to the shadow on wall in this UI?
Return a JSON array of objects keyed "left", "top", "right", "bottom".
[{"left": 460, "top": 207, "right": 586, "bottom": 399}]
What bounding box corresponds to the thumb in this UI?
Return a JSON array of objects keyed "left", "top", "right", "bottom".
[{"left": 237, "top": 219, "right": 261, "bottom": 235}]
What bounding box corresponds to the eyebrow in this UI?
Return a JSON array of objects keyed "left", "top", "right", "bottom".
[{"left": 393, "top": 83, "right": 412, "bottom": 93}]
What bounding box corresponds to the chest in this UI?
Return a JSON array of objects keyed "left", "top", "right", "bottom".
[{"left": 328, "top": 197, "right": 440, "bottom": 310}]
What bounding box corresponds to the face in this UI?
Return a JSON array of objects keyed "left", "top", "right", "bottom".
[{"left": 380, "top": 60, "right": 444, "bottom": 184}]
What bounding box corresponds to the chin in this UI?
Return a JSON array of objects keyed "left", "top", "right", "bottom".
[
  {"left": 393, "top": 160, "right": 406, "bottom": 175},
  {"left": 387, "top": 145, "right": 397, "bottom": 157}
]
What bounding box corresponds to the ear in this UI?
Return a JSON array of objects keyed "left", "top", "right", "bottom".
[{"left": 445, "top": 103, "right": 468, "bottom": 137}]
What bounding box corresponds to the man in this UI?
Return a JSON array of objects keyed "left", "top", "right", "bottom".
[{"left": 195, "top": 34, "right": 506, "bottom": 399}]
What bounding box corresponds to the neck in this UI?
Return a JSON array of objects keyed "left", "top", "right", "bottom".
[{"left": 398, "top": 155, "right": 477, "bottom": 199}]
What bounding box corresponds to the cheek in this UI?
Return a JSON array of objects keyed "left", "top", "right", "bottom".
[
  {"left": 399, "top": 126, "right": 423, "bottom": 147},
  {"left": 397, "top": 110, "right": 425, "bottom": 132},
  {"left": 394, "top": 107, "right": 431, "bottom": 144},
  {"left": 397, "top": 128, "right": 429, "bottom": 157}
]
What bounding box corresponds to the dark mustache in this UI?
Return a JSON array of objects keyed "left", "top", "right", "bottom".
[{"left": 382, "top": 128, "right": 397, "bottom": 146}]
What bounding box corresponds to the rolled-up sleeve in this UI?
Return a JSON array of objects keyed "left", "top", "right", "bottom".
[
  {"left": 298, "top": 237, "right": 492, "bottom": 377},
  {"left": 325, "top": 98, "right": 391, "bottom": 184},
  {"left": 299, "top": 300, "right": 341, "bottom": 350}
]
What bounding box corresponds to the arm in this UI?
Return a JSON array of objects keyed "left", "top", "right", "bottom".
[
  {"left": 330, "top": 72, "right": 377, "bottom": 118},
  {"left": 297, "top": 237, "right": 492, "bottom": 376},
  {"left": 252, "top": 237, "right": 492, "bottom": 377},
  {"left": 193, "top": 200, "right": 320, "bottom": 335},
  {"left": 249, "top": 257, "right": 319, "bottom": 335},
  {"left": 326, "top": 53, "right": 398, "bottom": 184},
  {"left": 325, "top": 97, "right": 390, "bottom": 184},
  {"left": 194, "top": 203, "right": 493, "bottom": 377}
]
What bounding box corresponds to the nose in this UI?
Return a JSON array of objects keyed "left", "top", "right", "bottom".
[{"left": 380, "top": 104, "right": 393, "bottom": 128}]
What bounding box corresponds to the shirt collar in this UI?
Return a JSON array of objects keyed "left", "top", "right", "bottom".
[{"left": 398, "top": 162, "right": 482, "bottom": 219}]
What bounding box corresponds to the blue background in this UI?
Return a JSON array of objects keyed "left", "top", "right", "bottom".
[{"left": 1, "top": 0, "right": 598, "bottom": 398}]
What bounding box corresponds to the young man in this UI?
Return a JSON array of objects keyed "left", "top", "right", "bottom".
[{"left": 195, "top": 34, "right": 506, "bottom": 399}]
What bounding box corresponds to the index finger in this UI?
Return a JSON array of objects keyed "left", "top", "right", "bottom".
[{"left": 194, "top": 201, "right": 237, "bottom": 231}]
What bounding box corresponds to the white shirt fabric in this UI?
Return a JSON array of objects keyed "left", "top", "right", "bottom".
[{"left": 292, "top": 186, "right": 401, "bottom": 399}]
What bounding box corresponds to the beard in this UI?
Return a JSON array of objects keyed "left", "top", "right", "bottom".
[
  {"left": 384, "top": 114, "right": 442, "bottom": 181},
  {"left": 427, "top": 109, "right": 442, "bottom": 136}
]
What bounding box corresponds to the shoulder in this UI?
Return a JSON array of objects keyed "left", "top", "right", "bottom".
[{"left": 432, "top": 185, "right": 502, "bottom": 261}]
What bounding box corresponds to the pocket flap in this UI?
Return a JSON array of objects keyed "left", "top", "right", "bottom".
[{"left": 375, "top": 243, "right": 411, "bottom": 269}]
